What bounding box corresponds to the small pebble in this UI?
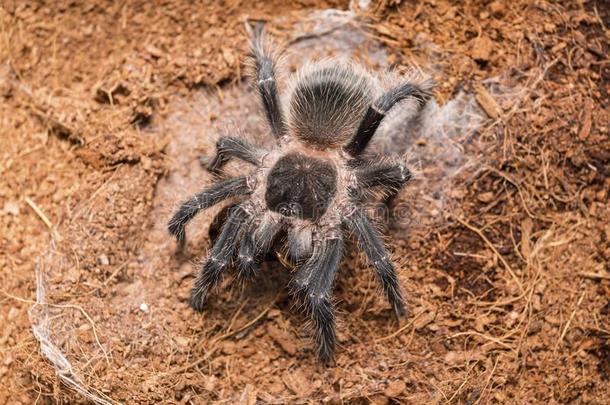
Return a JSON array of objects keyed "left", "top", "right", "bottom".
[
  {"left": 99, "top": 254, "right": 110, "bottom": 266},
  {"left": 3, "top": 201, "right": 19, "bottom": 216},
  {"left": 384, "top": 380, "right": 406, "bottom": 398}
]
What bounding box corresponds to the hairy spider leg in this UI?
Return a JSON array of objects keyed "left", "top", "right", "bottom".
[
  {"left": 287, "top": 226, "right": 313, "bottom": 263},
  {"left": 355, "top": 161, "right": 413, "bottom": 228},
  {"left": 200, "top": 136, "right": 266, "bottom": 174},
  {"left": 292, "top": 236, "right": 343, "bottom": 363},
  {"left": 251, "top": 22, "right": 286, "bottom": 139},
  {"left": 345, "top": 83, "right": 432, "bottom": 156},
  {"left": 345, "top": 208, "right": 406, "bottom": 317},
  {"left": 190, "top": 204, "right": 251, "bottom": 311},
  {"left": 236, "top": 213, "right": 283, "bottom": 279},
  {"left": 355, "top": 161, "right": 412, "bottom": 201},
  {"left": 167, "top": 177, "right": 251, "bottom": 249},
  {"left": 236, "top": 228, "right": 258, "bottom": 278}
]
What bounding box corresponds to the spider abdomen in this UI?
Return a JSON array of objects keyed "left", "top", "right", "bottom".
[
  {"left": 289, "top": 65, "right": 373, "bottom": 148},
  {"left": 265, "top": 153, "right": 337, "bottom": 221}
]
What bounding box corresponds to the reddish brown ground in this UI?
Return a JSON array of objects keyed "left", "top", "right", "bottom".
[{"left": 1, "top": 1, "right": 608, "bottom": 404}]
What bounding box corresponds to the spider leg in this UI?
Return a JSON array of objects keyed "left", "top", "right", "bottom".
[
  {"left": 344, "top": 208, "right": 406, "bottom": 317},
  {"left": 292, "top": 236, "right": 343, "bottom": 363},
  {"left": 355, "top": 162, "right": 411, "bottom": 201},
  {"left": 250, "top": 22, "right": 286, "bottom": 139},
  {"left": 287, "top": 226, "right": 313, "bottom": 263},
  {"left": 237, "top": 229, "right": 258, "bottom": 278},
  {"left": 190, "top": 204, "right": 251, "bottom": 311},
  {"left": 237, "top": 214, "right": 283, "bottom": 279},
  {"left": 345, "top": 83, "right": 432, "bottom": 156},
  {"left": 168, "top": 177, "right": 251, "bottom": 248},
  {"left": 199, "top": 136, "right": 266, "bottom": 174},
  {"left": 208, "top": 203, "right": 236, "bottom": 243}
]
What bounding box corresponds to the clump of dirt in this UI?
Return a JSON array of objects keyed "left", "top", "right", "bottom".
[{"left": 1, "top": 0, "right": 608, "bottom": 404}]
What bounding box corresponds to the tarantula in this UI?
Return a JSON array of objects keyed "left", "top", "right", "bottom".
[{"left": 168, "top": 24, "right": 433, "bottom": 363}]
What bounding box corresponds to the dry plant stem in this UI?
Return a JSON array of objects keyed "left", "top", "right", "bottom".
[
  {"left": 102, "top": 262, "right": 129, "bottom": 286},
  {"left": 474, "top": 292, "right": 528, "bottom": 308},
  {"left": 374, "top": 309, "right": 426, "bottom": 343},
  {"left": 224, "top": 298, "right": 249, "bottom": 335},
  {"left": 449, "top": 330, "right": 515, "bottom": 351},
  {"left": 473, "top": 356, "right": 499, "bottom": 405},
  {"left": 25, "top": 197, "right": 54, "bottom": 229},
  {"left": 453, "top": 215, "right": 525, "bottom": 295},
  {"left": 25, "top": 197, "right": 61, "bottom": 242},
  {"left": 166, "top": 293, "right": 280, "bottom": 376},
  {"left": 557, "top": 290, "right": 586, "bottom": 348},
  {"left": 486, "top": 167, "right": 536, "bottom": 219},
  {"left": 514, "top": 271, "right": 540, "bottom": 359},
  {"left": 446, "top": 360, "right": 479, "bottom": 404},
  {"left": 578, "top": 271, "right": 610, "bottom": 280},
  {"left": 503, "top": 58, "right": 561, "bottom": 122},
  {"left": 0, "top": 290, "right": 110, "bottom": 365},
  {"left": 73, "top": 170, "right": 121, "bottom": 222}
]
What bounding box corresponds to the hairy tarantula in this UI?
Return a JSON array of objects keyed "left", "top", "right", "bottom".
[{"left": 168, "top": 24, "right": 433, "bottom": 362}]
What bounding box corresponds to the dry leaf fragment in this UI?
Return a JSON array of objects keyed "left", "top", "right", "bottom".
[{"left": 475, "top": 85, "right": 502, "bottom": 119}]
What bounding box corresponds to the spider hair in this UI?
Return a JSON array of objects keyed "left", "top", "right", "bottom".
[{"left": 168, "top": 23, "right": 434, "bottom": 363}]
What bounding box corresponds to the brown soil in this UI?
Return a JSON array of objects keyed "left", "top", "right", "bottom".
[{"left": 1, "top": 1, "right": 609, "bottom": 404}]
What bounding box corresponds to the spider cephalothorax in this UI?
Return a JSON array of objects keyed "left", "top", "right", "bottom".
[
  {"left": 265, "top": 152, "right": 338, "bottom": 220},
  {"left": 168, "top": 23, "right": 433, "bottom": 363}
]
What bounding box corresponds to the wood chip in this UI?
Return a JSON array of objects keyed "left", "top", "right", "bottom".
[
  {"left": 239, "top": 384, "right": 257, "bottom": 405},
  {"left": 267, "top": 323, "right": 297, "bottom": 355},
  {"left": 521, "top": 218, "right": 533, "bottom": 260},
  {"left": 221, "top": 48, "right": 236, "bottom": 66},
  {"left": 578, "top": 271, "right": 610, "bottom": 280},
  {"left": 578, "top": 99, "right": 593, "bottom": 140},
  {"left": 489, "top": 1, "right": 505, "bottom": 13},
  {"left": 478, "top": 191, "right": 495, "bottom": 203},
  {"left": 475, "top": 85, "right": 503, "bottom": 119},
  {"left": 413, "top": 310, "right": 436, "bottom": 330},
  {"left": 384, "top": 380, "right": 406, "bottom": 398},
  {"left": 471, "top": 36, "right": 494, "bottom": 61},
  {"left": 283, "top": 369, "right": 314, "bottom": 398},
  {"left": 145, "top": 44, "right": 164, "bottom": 58},
  {"left": 444, "top": 350, "right": 485, "bottom": 365}
]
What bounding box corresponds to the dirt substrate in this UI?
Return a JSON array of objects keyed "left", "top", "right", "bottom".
[{"left": 1, "top": 1, "right": 609, "bottom": 404}]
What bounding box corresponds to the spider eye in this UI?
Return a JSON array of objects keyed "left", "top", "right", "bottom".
[
  {"left": 265, "top": 153, "right": 337, "bottom": 221},
  {"left": 277, "top": 202, "right": 302, "bottom": 217}
]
